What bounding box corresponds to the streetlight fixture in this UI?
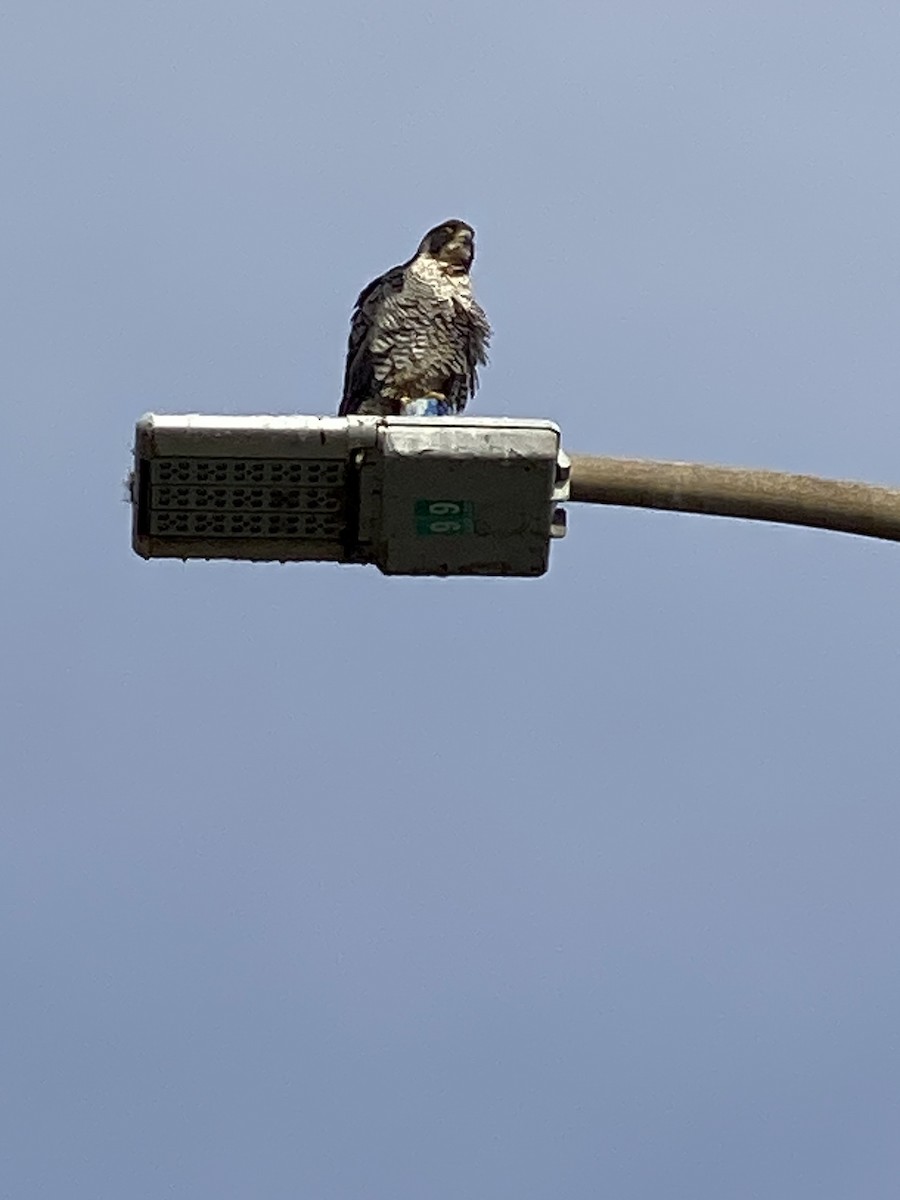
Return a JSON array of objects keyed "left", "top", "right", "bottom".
[
  {"left": 131, "top": 413, "right": 570, "bottom": 577},
  {"left": 131, "top": 411, "right": 900, "bottom": 578}
]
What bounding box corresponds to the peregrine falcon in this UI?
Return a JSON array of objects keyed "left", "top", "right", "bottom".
[{"left": 339, "top": 219, "right": 491, "bottom": 416}]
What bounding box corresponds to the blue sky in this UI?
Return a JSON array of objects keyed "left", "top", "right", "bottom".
[{"left": 3, "top": 2, "right": 900, "bottom": 1196}]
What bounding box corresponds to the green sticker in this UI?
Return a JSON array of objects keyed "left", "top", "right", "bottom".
[{"left": 415, "top": 499, "right": 475, "bottom": 535}]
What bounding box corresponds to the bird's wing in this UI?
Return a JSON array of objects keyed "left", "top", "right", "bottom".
[
  {"left": 462, "top": 298, "right": 492, "bottom": 403},
  {"left": 339, "top": 264, "right": 405, "bottom": 415}
]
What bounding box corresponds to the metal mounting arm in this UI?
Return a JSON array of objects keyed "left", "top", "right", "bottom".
[{"left": 568, "top": 455, "right": 900, "bottom": 544}]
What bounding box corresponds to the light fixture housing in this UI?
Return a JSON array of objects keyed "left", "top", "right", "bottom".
[{"left": 131, "top": 413, "right": 568, "bottom": 577}]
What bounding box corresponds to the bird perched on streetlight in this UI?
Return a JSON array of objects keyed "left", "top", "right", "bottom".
[{"left": 339, "top": 219, "right": 491, "bottom": 417}]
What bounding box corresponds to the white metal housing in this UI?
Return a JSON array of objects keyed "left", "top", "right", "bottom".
[{"left": 132, "top": 413, "right": 568, "bottom": 577}]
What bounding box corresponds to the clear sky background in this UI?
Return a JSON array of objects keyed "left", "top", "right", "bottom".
[{"left": 3, "top": 2, "right": 900, "bottom": 1196}]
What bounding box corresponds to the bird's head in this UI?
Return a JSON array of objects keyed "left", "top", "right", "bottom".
[{"left": 417, "top": 219, "right": 476, "bottom": 273}]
